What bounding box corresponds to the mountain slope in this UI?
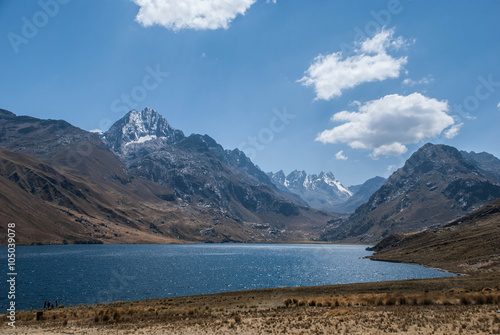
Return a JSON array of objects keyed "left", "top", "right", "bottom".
[
  {"left": 320, "top": 143, "right": 500, "bottom": 244},
  {"left": 0, "top": 147, "right": 182, "bottom": 244},
  {"left": 0, "top": 109, "right": 126, "bottom": 183},
  {"left": 369, "top": 197, "right": 500, "bottom": 274},
  {"left": 461, "top": 150, "right": 500, "bottom": 182}
]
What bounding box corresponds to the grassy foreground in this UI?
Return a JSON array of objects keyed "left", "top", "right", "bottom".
[{"left": 3, "top": 272, "right": 500, "bottom": 334}]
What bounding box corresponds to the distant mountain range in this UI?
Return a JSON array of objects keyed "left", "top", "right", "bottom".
[
  {"left": 0, "top": 108, "right": 334, "bottom": 245},
  {"left": 2, "top": 107, "right": 500, "bottom": 247},
  {"left": 321, "top": 143, "right": 500, "bottom": 244},
  {"left": 267, "top": 170, "right": 385, "bottom": 214}
]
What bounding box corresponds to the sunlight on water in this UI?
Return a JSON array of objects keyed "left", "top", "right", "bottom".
[{"left": 0, "top": 244, "right": 454, "bottom": 310}]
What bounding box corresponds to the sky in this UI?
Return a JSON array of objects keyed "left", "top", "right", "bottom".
[{"left": 1, "top": 0, "right": 500, "bottom": 186}]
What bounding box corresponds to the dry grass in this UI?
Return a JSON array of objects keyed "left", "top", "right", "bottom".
[
  {"left": 285, "top": 291, "right": 500, "bottom": 309},
  {"left": 4, "top": 272, "right": 500, "bottom": 334}
]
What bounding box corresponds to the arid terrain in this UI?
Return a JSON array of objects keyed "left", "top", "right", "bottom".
[{"left": 4, "top": 195, "right": 500, "bottom": 334}]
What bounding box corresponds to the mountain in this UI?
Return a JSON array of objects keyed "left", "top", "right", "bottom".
[
  {"left": 320, "top": 143, "right": 500, "bottom": 244},
  {"left": 0, "top": 108, "right": 334, "bottom": 245},
  {"left": 102, "top": 109, "right": 285, "bottom": 212},
  {"left": 267, "top": 170, "right": 352, "bottom": 211},
  {"left": 369, "top": 197, "right": 500, "bottom": 274},
  {"left": 103, "top": 107, "right": 185, "bottom": 160},
  {"left": 102, "top": 108, "right": 335, "bottom": 238}
]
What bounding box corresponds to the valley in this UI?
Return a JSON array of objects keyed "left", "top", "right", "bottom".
[{"left": 2, "top": 107, "right": 500, "bottom": 247}]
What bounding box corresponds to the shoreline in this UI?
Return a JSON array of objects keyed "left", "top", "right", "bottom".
[
  {"left": 1, "top": 240, "right": 373, "bottom": 247},
  {"left": 5, "top": 272, "right": 500, "bottom": 334},
  {"left": 365, "top": 255, "right": 468, "bottom": 277},
  {"left": 9, "top": 264, "right": 490, "bottom": 313}
]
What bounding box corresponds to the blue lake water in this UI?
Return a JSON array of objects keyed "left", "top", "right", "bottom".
[{"left": 0, "top": 243, "right": 454, "bottom": 310}]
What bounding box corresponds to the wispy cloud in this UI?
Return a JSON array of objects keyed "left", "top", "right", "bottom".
[
  {"left": 402, "top": 75, "right": 434, "bottom": 87},
  {"left": 335, "top": 150, "right": 348, "bottom": 160},
  {"left": 298, "top": 28, "right": 408, "bottom": 100},
  {"left": 316, "top": 93, "right": 456, "bottom": 158},
  {"left": 133, "top": 0, "right": 257, "bottom": 31}
]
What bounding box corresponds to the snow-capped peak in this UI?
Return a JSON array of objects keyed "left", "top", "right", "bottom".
[
  {"left": 102, "top": 107, "right": 185, "bottom": 155},
  {"left": 318, "top": 171, "right": 353, "bottom": 196},
  {"left": 268, "top": 169, "right": 353, "bottom": 204}
]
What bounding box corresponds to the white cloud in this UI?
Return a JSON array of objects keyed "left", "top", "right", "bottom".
[
  {"left": 402, "top": 75, "right": 434, "bottom": 87},
  {"left": 444, "top": 123, "right": 463, "bottom": 139},
  {"left": 298, "top": 28, "right": 408, "bottom": 100},
  {"left": 335, "top": 150, "right": 348, "bottom": 160},
  {"left": 316, "top": 93, "right": 455, "bottom": 158},
  {"left": 402, "top": 78, "right": 415, "bottom": 86},
  {"left": 371, "top": 143, "right": 408, "bottom": 157},
  {"left": 497, "top": 102, "right": 500, "bottom": 110},
  {"left": 133, "top": 0, "right": 257, "bottom": 31},
  {"left": 89, "top": 129, "right": 103, "bottom": 134}
]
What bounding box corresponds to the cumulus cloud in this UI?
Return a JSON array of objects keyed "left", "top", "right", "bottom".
[
  {"left": 298, "top": 28, "right": 408, "bottom": 100},
  {"left": 316, "top": 93, "right": 456, "bottom": 158},
  {"left": 402, "top": 75, "right": 434, "bottom": 87},
  {"left": 335, "top": 150, "right": 348, "bottom": 160},
  {"left": 133, "top": 0, "right": 257, "bottom": 31}
]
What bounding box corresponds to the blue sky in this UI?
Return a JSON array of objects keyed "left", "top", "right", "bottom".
[{"left": 1, "top": 0, "right": 500, "bottom": 186}]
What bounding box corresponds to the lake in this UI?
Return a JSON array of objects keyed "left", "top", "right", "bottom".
[{"left": 0, "top": 243, "right": 454, "bottom": 310}]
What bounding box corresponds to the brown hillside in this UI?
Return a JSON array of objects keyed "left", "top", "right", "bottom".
[
  {"left": 0, "top": 147, "right": 330, "bottom": 245},
  {"left": 369, "top": 198, "right": 500, "bottom": 274}
]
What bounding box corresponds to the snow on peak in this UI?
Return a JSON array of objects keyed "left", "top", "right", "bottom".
[
  {"left": 103, "top": 107, "right": 186, "bottom": 154},
  {"left": 318, "top": 171, "right": 353, "bottom": 196},
  {"left": 122, "top": 108, "right": 163, "bottom": 136},
  {"left": 124, "top": 134, "right": 158, "bottom": 147}
]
